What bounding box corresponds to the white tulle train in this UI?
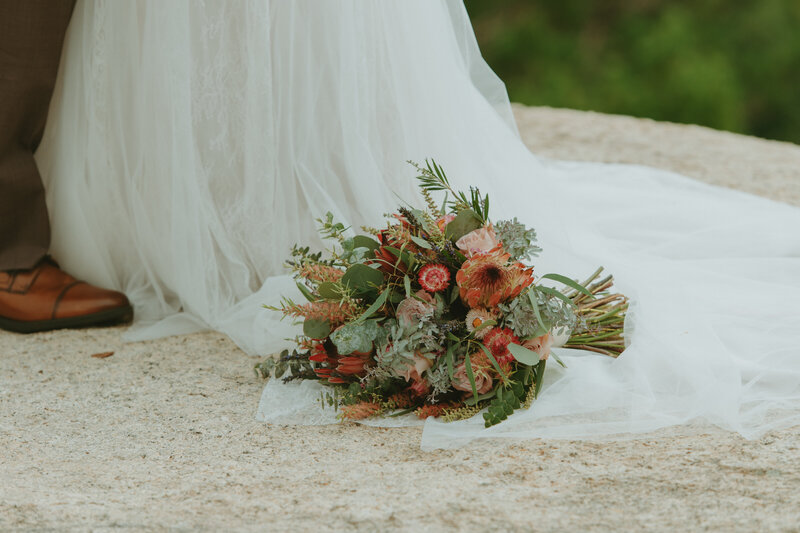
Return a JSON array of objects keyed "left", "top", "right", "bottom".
[{"left": 36, "top": 0, "right": 800, "bottom": 449}]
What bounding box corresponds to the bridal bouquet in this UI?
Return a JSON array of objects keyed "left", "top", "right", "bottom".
[{"left": 257, "top": 161, "right": 627, "bottom": 427}]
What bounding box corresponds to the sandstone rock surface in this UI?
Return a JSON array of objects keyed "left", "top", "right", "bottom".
[{"left": 2, "top": 106, "right": 799, "bottom": 532}]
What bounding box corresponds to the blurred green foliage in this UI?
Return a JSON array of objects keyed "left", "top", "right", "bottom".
[{"left": 466, "top": 0, "right": 800, "bottom": 143}]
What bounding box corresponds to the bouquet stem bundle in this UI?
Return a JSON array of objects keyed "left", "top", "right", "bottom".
[{"left": 565, "top": 267, "right": 628, "bottom": 358}]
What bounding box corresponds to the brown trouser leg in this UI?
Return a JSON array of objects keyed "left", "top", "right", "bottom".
[{"left": 0, "top": 0, "right": 76, "bottom": 271}]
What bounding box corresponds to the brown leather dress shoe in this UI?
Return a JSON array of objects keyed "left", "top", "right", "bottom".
[{"left": 0, "top": 257, "right": 133, "bottom": 333}]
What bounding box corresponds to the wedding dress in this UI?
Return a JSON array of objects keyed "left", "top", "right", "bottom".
[{"left": 36, "top": 0, "right": 800, "bottom": 449}]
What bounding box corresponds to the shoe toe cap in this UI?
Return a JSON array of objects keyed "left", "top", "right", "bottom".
[{"left": 55, "top": 282, "right": 132, "bottom": 320}]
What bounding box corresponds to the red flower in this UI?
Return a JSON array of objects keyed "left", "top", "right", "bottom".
[
  {"left": 314, "top": 368, "right": 333, "bottom": 379},
  {"left": 418, "top": 264, "right": 451, "bottom": 293},
  {"left": 371, "top": 245, "right": 410, "bottom": 279},
  {"left": 483, "top": 327, "right": 520, "bottom": 366},
  {"left": 309, "top": 340, "right": 371, "bottom": 384},
  {"left": 336, "top": 355, "right": 371, "bottom": 376},
  {"left": 309, "top": 342, "right": 328, "bottom": 362}
]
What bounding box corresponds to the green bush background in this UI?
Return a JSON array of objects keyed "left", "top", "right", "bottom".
[{"left": 465, "top": 0, "right": 800, "bottom": 144}]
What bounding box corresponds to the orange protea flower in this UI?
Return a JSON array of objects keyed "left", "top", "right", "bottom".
[
  {"left": 298, "top": 264, "right": 344, "bottom": 284},
  {"left": 455, "top": 245, "right": 534, "bottom": 308},
  {"left": 340, "top": 401, "right": 383, "bottom": 421}
]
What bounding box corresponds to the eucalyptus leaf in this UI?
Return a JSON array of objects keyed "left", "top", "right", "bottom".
[
  {"left": 382, "top": 245, "right": 414, "bottom": 269},
  {"left": 388, "top": 289, "right": 405, "bottom": 304},
  {"left": 446, "top": 343, "right": 456, "bottom": 380},
  {"left": 508, "top": 343, "right": 541, "bottom": 366},
  {"left": 477, "top": 342, "right": 508, "bottom": 381},
  {"left": 330, "top": 320, "right": 379, "bottom": 354},
  {"left": 464, "top": 389, "right": 498, "bottom": 406},
  {"left": 449, "top": 285, "right": 461, "bottom": 304},
  {"left": 444, "top": 209, "right": 483, "bottom": 241},
  {"left": 296, "top": 281, "right": 317, "bottom": 302},
  {"left": 527, "top": 289, "right": 551, "bottom": 332},
  {"left": 550, "top": 350, "right": 567, "bottom": 368},
  {"left": 541, "top": 273, "right": 594, "bottom": 297},
  {"left": 303, "top": 318, "right": 331, "bottom": 340},
  {"left": 410, "top": 209, "right": 436, "bottom": 234},
  {"left": 341, "top": 263, "right": 385, "bottom": 296},
  {"left": 409, "top": 235, "right": 433, "bottom": 250},
  {"left": 534, "top": 359, "right": 546, "bottom": 399},
  {"left": 317, "top": 282, "right": 343, "bottom": 300},
  {"left": 464, "top": 353, "right": 479, "bottom": 401},
  {"left": 352, "top": 235, "right": 381, "bottom": 252},
  {"left": 536, "top": 285, "right": 575, "bottom": 307},
  {"left": 354, "top": 287, "right": 390, "bottom": 323}
]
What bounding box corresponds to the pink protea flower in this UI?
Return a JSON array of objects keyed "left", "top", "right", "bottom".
[
  {"left": 455, "top": 225, "right": 500, "bottom": 257},
  {"left": 483, "top": 327, "right": 520, "bottom": 366},
  {"left": 523, "top": 332, "right": 554, "bottom": 361},
  {"left": 418, "top": 264, "right": 451, "bottom": 293},
  {"left": 455, "top": 246, "right": 534, "bottom": 308}
]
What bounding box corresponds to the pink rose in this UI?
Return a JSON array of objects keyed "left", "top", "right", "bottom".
[
  {"left": 399, "top": 352, "right": 434, "bottom": 382},
  {"left": 437, "top": 214, "right": 456, "bottom": 232},
  {"left": 414, "top": 289, "right": 435, "bottom": 304},
  {"left": 523, "top": 333, "right": 554, "bottom": 361},
  {"left": 396, "top": 290, "right": 434, "bottom": 326},
  {"left": 452, "top": 361, "right": 494, "bottom": 394},
  {"left": 455, "top": 225, "right": 500, "bottom": 257}
]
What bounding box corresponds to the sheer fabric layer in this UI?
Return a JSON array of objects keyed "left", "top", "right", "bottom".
[{"left": 37, "top": 0, "right": 800, "bottom": 448}]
